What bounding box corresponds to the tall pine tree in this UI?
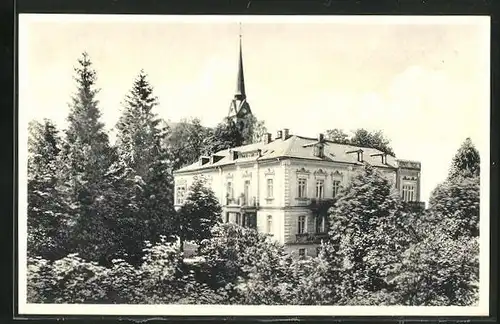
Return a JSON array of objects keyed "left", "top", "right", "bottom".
[
  {"left": 58, "top": 52, "right": 115, "bottom": 263},
  {"left": 112, "top": 70, "right": 176, "bottom": 265},
  {"left": 27, "top": 119, "right": 69, "bottom": 259},
  {"left": 448, "top": 137, "right": 480, "bottom": 180},
  {"left": 175, "top": 176, "right": 222, "bottom": 252}
]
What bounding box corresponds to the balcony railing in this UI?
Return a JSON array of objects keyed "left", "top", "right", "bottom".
[
  {"left": 309, "top": 198, "right": 336, "bottom": 213},
  {"left": 226, "top": 195, "right": 259, "bottom": 208},
  {"left": 295, "top": 232, "right": 329, "bottom": 244}
]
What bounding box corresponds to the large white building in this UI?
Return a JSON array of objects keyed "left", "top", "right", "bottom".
[{"left": 173, "top": 36, "right": 423, "bottom": 257}]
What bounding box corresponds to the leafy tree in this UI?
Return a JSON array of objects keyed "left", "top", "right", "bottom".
[
  {"left": 202, "top": 117, "right": 244, "bottom": 155},
  {"left": 27, "top": 119, "right": 69, "bottom": 259},
  {"left": 57, "top": 52, "right": 115, "bottom": 263},
  {"left": 111, "top": 70, "right": 177, "bottom": 265},
  {"left": 394, "top": 229, "right": 479, "bottom": 306},
  {"left": 448, "top": 138, "right": 480, "bottom": 180},
  {"left": 427, "top": 176, "right": 480, "bottom": 239},
  {"left": 394, "top": 143, "right": 480, "bottom": 306},
  {"left": 350, "top": 129, "right": 395, "bottom": 156},
  {"left": 176, "top": 177, "right": 222, "bottom": 252},
  {"left": 325, "top": 128, "right": 350, "bottom": 144},
  {"left": 241, "top": 114, "right": 267, "bottom": 145},
  {"left": 165, "top": 118, "right": 211, "bottom": 170},
  {"left": 327, "top": 165, "right": 411, "bottom": 305},
  {"left": 283, "top": 243, "right": 339, "bottom": 305},
  {"left": 198, "top": 223, "right": 287, "bottom": 304}
]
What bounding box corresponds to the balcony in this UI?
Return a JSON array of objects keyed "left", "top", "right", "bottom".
[
  {"left": 225, "top": 195, "right": 259, "bottom": 211},
  {"left": 309, "top": 198, "right": 336, "bottom": 213},
  {"left": 294, "top": 232, "right": 329, "bottom": 244}
]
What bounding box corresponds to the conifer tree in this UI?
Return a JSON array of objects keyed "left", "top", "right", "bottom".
[
  {"left": 112, "top": 70, "right": 176, "bottom": 264},
  {"left": 57, "top": 52, "right": 115, "bottom": 262},
  {"left": 27, "top": 119, "right": 69, "bottom": 259},
  {"left": 448, "top": 137, "right": 480, "bottom": 180},
  {"left": 176, "top": 177, "right": 222, "bottom": 252}
]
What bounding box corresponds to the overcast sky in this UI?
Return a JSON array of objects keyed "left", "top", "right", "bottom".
[{"left": 19, "top": 15, "right": 490, "bottom": 203}]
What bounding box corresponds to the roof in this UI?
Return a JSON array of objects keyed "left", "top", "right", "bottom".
[{"left": 174, "top": 134, "right": 417, "bottom": 174}]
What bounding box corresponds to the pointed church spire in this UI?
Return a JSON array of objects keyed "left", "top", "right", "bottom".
[{"left": 235, "top": 23, "right": 246, "bottom": 100}]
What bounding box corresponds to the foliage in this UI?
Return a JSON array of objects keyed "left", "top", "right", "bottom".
[
  {"left": 26, "top": 53, "right": 480, "bottom": 307},
  {"left": 349, "top": 129, "right": 395, "bottom": 156},
  {"left": 448, "top": 137, "right": 480, "bottom": 180},
  {"left": 55, "top": 52, "right": 116, "bottom": 263},
  {"left": 175, "top": 177, "right": 222, "bottom": 250},
  {"left": 324, "top": 128, "right": 395, "bottom": 155},
  {"left": 393, "top": 143, "right": 480, "bottom": 306},
  {"left": 165, "top": 118, "right": 211, "bottom": 170},
  {"left": 428, "top": 175, "right": 480, "bottom": 239},
  {"left": 240, "top": 114, "right": 267, "bottom": 145},
  {"left": 202, "top": 117, "right": 245, "bottom": 155},
  {"left": 328, "top": 165, "right": 411, "bottom": 305},
  {"left": 284, "top": 243, "right": 339, "bottom": 305},
  {"left": 325, "top": 128, "right": 350, "bottom": 144},
  {"left": 110, "top": 70, "right": 177, "bottom": 265},
  {"left": 27, "top": 119, "right": 70, "bottom": 259},
  {"left": 27, "top": 254, "right": 108, "bottom": 303},
  {"left": 393, "top": 232, "right": 479, "bottom": 306},
  {"left": 196, "top": 224, "right": 287, "bottom": 303},
  {"left": 115, "top": 69, "right": 161, "bottom": 176}
]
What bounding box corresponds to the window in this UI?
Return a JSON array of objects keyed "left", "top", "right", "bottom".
[
  {"left": 298, "top": 215, "right": 306, "bottom": 234},
  {"left": 226, "top": 182, "right": 234, "bottom": 201},
  {"left": 176, "top": 185, "right": 186, "bottom": 204},
  {"left": 402, "top": 184, "right": 416, "bottom": 202},
  {"left": 266, "top": 179, "right": 274, "bottom": 198},
  {"left": 316, "top": 216, "right": 326, "bottom": 233},
  {"left": 244, "top": 180, "right": 251, "bottom": 205},
  {"left": 298, "top": 178, "right": 307, "bottom": 198},
  {"left": 235, "top": 213, "right": 242, "bottom": 226},
  {"left": 299, "top": 248, "right": 306, "bottom": 258},
  {"left": 315, "top": 180, "right": 324, "bottom": 198},
  {"left": 266, "top": 215, "right": 273, "bottom": 234},
  {"left": 332, "top": 180, "right": 341, "bottom": 197},
  {"left": 225, "top": 212, "right": 229, "bottom": 223}
]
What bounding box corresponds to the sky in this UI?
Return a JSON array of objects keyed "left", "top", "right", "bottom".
[{"left": 19, "top": 15, "right": 490, "bottom": 204}]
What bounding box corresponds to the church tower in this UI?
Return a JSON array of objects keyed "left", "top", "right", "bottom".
[{"left": 228, "top": 26, "right": 253, "bottom": 130}]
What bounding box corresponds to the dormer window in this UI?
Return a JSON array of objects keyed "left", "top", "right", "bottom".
[
  {"left": 313, "top": 143, "right": 325, "bottom": 158},
  {"left": 370, "top": 152, "right": 388, "bottom": 164},
  {"left": 346, "top": 149, "right": 363, "bottom": 162}
]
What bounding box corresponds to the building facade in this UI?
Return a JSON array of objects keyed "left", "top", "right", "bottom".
[
  {"left": 174, "top": 130, "right": 423, "bottom": 257},
  {"left": 173, "top": 35, "right": 423, "bottom": 257}
]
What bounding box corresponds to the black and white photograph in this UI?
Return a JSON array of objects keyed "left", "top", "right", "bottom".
[{"left": 17, "top": 14, "right": 490, "bottom": 316}]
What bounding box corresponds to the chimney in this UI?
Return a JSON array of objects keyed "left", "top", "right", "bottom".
[
  {"left": 200, "top": 156, "right": 210, "bottom": 165},
  {"left": 263, "top": 132, "right": 272, "bottom": 144},
  {"left": 276, "top": 130, "right": 283, "bottom": 140},
  {"left": 283, "top": 128, "right": 290, "bottom": 140},
  {"left": 357, "top": 150, "right": 364, "bottom": 162},
  {"left": 318, "top": 133, "right": 324, "bottom": 142}
]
